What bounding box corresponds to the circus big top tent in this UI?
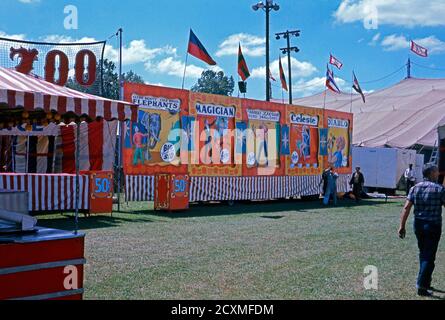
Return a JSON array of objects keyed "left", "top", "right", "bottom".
[{"left": 292, "top": 77, "right": 445, "bottom": 149}]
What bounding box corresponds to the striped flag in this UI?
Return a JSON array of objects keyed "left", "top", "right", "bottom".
[
  {"left": 187, "top": 29, "right": 217, "bottom": 65},
  {"left": 352, "top": 71, "right": 365, "bottom": 103},
  {"left": 329, "top": 54, "right": 343, "bottom": 70},
  {"left": 325, "top": 65, "right": 341, "bottom": 93},
  {"left": 410, "top": 40, "right": 428, "bottom": 57},
  {"left": 238, "top": 44, "right": 250, "bottom": 81},
  {"left": 279, "top": 57, "right": 288, "bottom": 91}
]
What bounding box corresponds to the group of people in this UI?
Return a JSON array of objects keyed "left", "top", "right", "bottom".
[{"left": 319, "top": 166, "right": 365, "bottom": 205}]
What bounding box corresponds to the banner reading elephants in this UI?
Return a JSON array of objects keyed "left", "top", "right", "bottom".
[{"left": 123, "top": 84, "right": 188, "bottom": 175}]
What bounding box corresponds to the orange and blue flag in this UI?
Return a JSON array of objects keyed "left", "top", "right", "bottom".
[{"left": 187, "top": 29, "right": 217, "bottom": 66}]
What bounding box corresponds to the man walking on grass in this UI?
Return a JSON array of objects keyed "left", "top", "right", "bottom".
[{"left": 398, "top": 163, "right": 444, "bottom": 297}]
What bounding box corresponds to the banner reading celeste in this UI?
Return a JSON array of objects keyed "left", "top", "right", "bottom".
[
  {"left": 286, "top": 105, "right": 323, "bottom": 176},
  {"left": 123, "top": 83, "right": 189, "bottom": 175}
]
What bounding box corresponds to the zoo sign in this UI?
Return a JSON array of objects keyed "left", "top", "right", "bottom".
[{"left": 9, "top": 47, "right": 97, "bottom": 87}]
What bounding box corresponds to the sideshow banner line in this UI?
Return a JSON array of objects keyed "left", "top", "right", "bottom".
[{"left": 124, "top": 174, "right": 350, "bottom": 202}]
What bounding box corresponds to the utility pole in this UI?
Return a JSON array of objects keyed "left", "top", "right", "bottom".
[
  {"left": 252, "top": 1, "right": 280, "bottom": 102},
  {"left": 407, "top": 58, "right": 411, "bottom": 78},
  {"left": 276, "top": 29, "right": 300, "bottom": 104}
]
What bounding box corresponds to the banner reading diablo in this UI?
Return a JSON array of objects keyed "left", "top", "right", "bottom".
[
  {"left": 324, "top": 109, "right": 353, "bottom": 174},
  {"left": 123, "top": 84, "right": 188, "bottom": 175},
  {"left": 189, "top": 92, "right": 242, "bottom": 176},
  {"left": 286, "top": 105, "right": 323, "bottom": 176}
]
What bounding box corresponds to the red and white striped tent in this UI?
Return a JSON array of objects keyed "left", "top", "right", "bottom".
[{"left": 0, "top": 66, "right": 138, "bottom": 121}]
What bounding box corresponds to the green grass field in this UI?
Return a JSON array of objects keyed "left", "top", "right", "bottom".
[{"left": 39, "top": 198, "right": 445, "bottom": 300}]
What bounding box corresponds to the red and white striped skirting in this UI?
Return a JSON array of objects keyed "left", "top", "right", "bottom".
[
  {"left": 0, "top": 173, "right": 89, "bottom": 211},
  {"left": 125, "top": 175, "right": 154, "bottom": 202},
  {"left": 124, "top": 174, "right": 350, "bottom": 202}
]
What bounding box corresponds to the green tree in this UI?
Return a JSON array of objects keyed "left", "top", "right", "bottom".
[
  {"left": 191, "top": 70, "right": 234, "bottom": 96},
  {"left": 66, "top": 59, "right": 145, "bottom": 100}
]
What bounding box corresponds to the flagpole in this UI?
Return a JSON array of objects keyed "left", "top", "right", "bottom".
[
  {"left": 181, "top": 52, "right": 189, "bottom": 90},
  {"left": 323, "top": 89, "right": 327, "bottom": 110},
  {"left": 349, "top": 71, "right": 354, "bottom": 114}
]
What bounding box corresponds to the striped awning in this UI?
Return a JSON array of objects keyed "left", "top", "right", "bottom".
[{"left": 0, "top": 66, "right": 138, "bottom": 121}]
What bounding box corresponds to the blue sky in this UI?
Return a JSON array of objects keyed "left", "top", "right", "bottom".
[{"left": 2, "top": 0, "right": 445, "bottom": 100}]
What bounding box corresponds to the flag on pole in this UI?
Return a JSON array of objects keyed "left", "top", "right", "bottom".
[
  {"left": 352, "top": 71, "right": 365, "bottom": 103},
  {"left": 279, "top": 57, "right": 288, "bottom": 91},
  {"left": 269, "top": 68, "right": 276, "bottom": 81},
  {"left": 238, "top": 44, "right": 250, "bottom": 81},
  {"left": 325, "top": 65, "right": 341, "bottom": 93},
  {"left": 187, "top": 29, "right": 217, "bottom": 65},
  {"left": 329, "top": 54, "right": 343, "bottom": 70},
  {"left": 410, "top": 40, "right": 428, "bottom": 57}
]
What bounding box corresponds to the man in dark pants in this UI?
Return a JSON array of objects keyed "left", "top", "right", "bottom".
[
  {"left": 398, "top": 163, "right": 444, "bottom": 297},
  {"left": 349, "top": 167, "right": 365, "bottom": 202},
  {"left": 404, "top": 164, "right": 416, "bottom": 196}
]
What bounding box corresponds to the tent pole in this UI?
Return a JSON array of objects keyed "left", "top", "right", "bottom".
[
  {"left": 74, "top": 123, "right": 80, "bottom": 235},
  {"left": 117, "top": 27, "right": 123, "bottom": 213}
]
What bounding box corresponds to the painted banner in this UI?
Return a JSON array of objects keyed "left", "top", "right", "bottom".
[
  {"left": 286, "top": 105, "right": 323, "bottom": 176},
  {"left": 242, "top": 99, "right": 284, "bottom": 176},
  {"left": 189, "top": 92, "right": 242, "bottom": 176},
  {"left": 324, "top": 109, "right": 353, "bottom": 174},
  {"left": 123, "top": 83, "right": 188, "bottom": 175}
]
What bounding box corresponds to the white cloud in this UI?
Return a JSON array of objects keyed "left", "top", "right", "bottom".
[
  {"left": 0, "top": 31, "right": 26, "bottom": 40},
  {"left": 41, "top": 34, "right": 176, "bottom": 66},
  {"left": 251, "top": 57, "right": 317, "bottom": 80},
  {"left": 368, "top": 32, "right": 380, "bottom": 46},
  {"left": 18, "top": 0, "right": 40, "bottom": 3},
  {"left": 145, "top": 57, "right": 223, "bottom": 79},
  {"left": 334, "top": 0, "right": 445, "bottom": 28},
  {"left": 381, "top": 34, "right": 445, "bottom": 54},
  {"left": 216, "top": 33, "right": 265, "bottom": 57},
  {"left": 292, "top": 76, "right": 347, "bottom": 97}
]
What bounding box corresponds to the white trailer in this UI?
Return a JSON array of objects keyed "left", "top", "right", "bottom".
[{"left": 352, "top": 147, "right": 424, "bottom": 190}]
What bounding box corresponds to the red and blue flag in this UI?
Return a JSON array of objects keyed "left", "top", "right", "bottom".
[
  {"left": 325, "top": 65, "right": 341, "bottom": 93},
  {"left": 187, "top": 29, "right": 217, "bottom": 66}
]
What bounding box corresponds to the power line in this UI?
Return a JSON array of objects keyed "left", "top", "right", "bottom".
[{"left": 411, "top": 61, "right": 445, "bottom": 72}]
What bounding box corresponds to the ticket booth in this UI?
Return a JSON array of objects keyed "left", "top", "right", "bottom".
[{"left": 154, "top": 174, "right": 189, "bottom": 211}]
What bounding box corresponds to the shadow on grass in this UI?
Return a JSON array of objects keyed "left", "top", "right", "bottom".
[
  {"left": 140, "top": 198, "right": 391, "bottom": 219},
  {"left": 36, "top": 198, "right": 393, "bottom": 231},
  {"left": 38, "top": 214, "right": 157, "bottom": 231}
]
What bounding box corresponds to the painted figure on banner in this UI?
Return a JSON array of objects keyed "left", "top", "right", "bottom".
[
  {"left": 124, "top": 95, "right": 182, "bottom": 169},
  {"left": 289, "top": 123, "right": 319, "bottom": 169},
  {"left": 327, "top": 118, "right": 349, "bottom": 169},
  {"left": 252, "top": 122, "right": 269, "bottom": 167},
  {"left": 132, "top": 126, "right": 149, "bottom": 165}
]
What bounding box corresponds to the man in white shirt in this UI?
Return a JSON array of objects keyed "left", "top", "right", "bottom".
[{"left": 404, "top": 164, "right": 416, "bottom": 196}]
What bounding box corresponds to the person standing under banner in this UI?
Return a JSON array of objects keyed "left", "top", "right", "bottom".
[
  {"left": 404, "top": 164, "right": 416, "bottom": 196},
  {"left": 319, "top": 167, "right": 330, "bottom": 197},
  {"left": 323, "top": 168, "right": 338, "bottom": 206},
  {"left": 350, "top": 167, "right": 365, "bottom": 202},
  {"left": 398, "top": 163, "right": 444, "bottom": 297}
]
